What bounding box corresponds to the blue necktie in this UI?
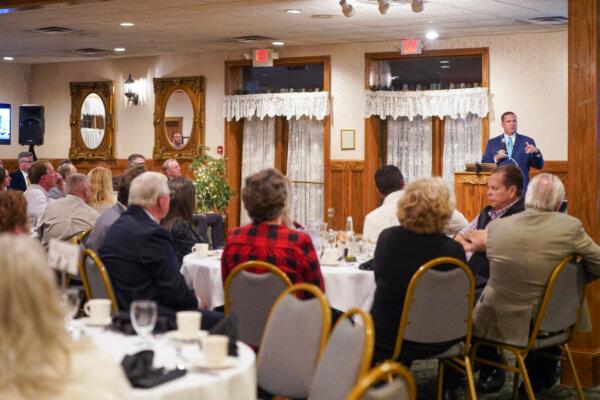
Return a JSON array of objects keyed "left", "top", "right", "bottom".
[{"left": 506, "top": 136, "right": 514, "bottom": 157}]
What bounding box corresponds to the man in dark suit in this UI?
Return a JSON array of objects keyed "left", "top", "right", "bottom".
[
  {"left": 99, "top": 171, "right": 221, "bottom": 329},
  {"left": 481, "top": 111, "right": 543, "bottom": 190},
  {"left": 8, "top": 151, "right": 33, "bottom": 191}
]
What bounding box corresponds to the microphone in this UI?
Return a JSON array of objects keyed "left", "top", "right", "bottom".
[
  {"left": 498, "top": 138, "right": 519, "bottom": 167},
  {"left": 474, "top": 162, "right": 482, "bottom": 175}
]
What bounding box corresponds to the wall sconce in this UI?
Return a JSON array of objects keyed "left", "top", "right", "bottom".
[{"left": 124, "top": 73, "right": 139, "bottom": 105}]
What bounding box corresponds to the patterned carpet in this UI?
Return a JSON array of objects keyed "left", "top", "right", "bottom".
[{"left": 410, "top": 359, "right": 600, "bottom": 399}]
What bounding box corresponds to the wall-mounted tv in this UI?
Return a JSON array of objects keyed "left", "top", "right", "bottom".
[{"left": 0, "top": 103, "right": 10, "bottom": 145}]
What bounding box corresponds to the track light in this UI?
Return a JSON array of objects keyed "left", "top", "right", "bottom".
[
  {"left": 377, "top": 0, "right": 390, "bottom": 14},
  {"left": 411, "top": 0, "right": 424, "bottom": 12},
  {"left": 339, "top": 0, "right": 355, "bottom": 17}
]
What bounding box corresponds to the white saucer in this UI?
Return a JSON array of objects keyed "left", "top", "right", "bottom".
[
  {"left": 165, "top": 330, "right": 208, "bottom": 341},
  {"left": 320, "top": 260, "right": 340, "bottom": 266},
  {"left": 191, "top": 356, "right": 237, "bottom": 369},
  {"left": 80, "top": 317, "right": 112, "bottom": 326}
]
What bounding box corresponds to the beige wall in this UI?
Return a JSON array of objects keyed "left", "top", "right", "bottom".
[
  {"left": 0, "top": 29, "right": 567, "bottom": 161},
  {"left": 0, "top": 63, "right": 32, "bottom": 157}
]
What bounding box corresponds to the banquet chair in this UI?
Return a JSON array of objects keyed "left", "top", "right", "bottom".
[
  {"left": 70, "top": 228, "right": 92, "bottom": 245},
  {"left": 391, "top": 257, "right": 476, "bottom": 400},
  {"left": 257, "top": 283, "right": 331, "bottom": 399},
  {"left": 470, "top": 255, "right": 585, "bottom": 400},
  {"left": 347, "top": 361, "right": 416, "bottom": 400},
  {"left": 307, "top": 308, "right": 374, "bottom": 400},
  {"left": 78, "top": 248, "right": 118, "bottom": 315},
  {"left": 224, "top": 261, "right": 292, "bottom": 348}
]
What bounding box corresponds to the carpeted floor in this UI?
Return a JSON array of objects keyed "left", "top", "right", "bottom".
[{"left": 410, "top": 359, "right": 600, "bottom": 399}]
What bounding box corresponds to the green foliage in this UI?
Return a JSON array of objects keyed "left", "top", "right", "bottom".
[{"left": 190, "top": 147, "right": 235, "bottom": 213}]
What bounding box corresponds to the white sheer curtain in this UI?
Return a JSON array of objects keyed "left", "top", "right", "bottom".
[
  {"left": 443, "top": 113, "right": 483, "bottom": 188},
  {"left": 287, "top": 116, "right": 324, "bottom": 228},
  {"left": 240, "top": 117, "right": 276, "bottom": 225},
  {"left": 387, "top": 116, "right": 432, "bottom": 182}
]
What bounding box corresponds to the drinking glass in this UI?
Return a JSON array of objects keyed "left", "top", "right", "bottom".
[
  {"left": 60, "top": 287, "right": 81, "bottom": 334},
  {"left": 131, "top": 300, "right": 158, "bottom": 346},
  {"left": 326, "top": 229, "right": 337, "bottom": 248}
]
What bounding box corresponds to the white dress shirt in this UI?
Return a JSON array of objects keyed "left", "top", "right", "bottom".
[{"left": 24, "top": 184, "right": 49, "bottom": 229}]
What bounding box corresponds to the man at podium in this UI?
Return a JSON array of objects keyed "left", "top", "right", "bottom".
[{"left": 482, "top": 111, "right": 544, "bottom": 189}]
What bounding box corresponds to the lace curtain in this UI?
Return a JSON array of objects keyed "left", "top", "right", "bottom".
[
  {"left": 443, "top": 113, "right": 483, "bottom": 188},
  {"left": 240, "top": 117, "right": 276, "bottom": 225},
  {"left": 223, "top": 92, "right": 330, "bottom": 121},
  {"left": 387, "top": 117, "right": 432, "bottom": 182},
  {"left": 287, "top": 117, "right": 324, "bottom": 227}
]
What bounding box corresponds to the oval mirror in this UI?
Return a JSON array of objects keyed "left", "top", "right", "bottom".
[
  {"left": 79, "top": 93, "right": 106, "bottom": 149},
  {"left": 164, "top": 89, "right": 193, "bottom": 150}
]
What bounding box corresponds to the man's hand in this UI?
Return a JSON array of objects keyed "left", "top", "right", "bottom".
[
  {"left": 464, "top": 229, "right": 488, "bottom": 252},
  {"left": 525, "top": 141, "right": 539, "bottom": 154},
  {"left": 494, "top": 149, "right": 508, "bottom": 163}
]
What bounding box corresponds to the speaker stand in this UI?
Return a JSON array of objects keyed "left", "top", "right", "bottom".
[{"left": 28, "top": 145, "right": 37, "bottom": 161}]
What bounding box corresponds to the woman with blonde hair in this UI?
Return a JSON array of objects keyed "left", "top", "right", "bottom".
[
  {"left": 0, "top": 234, "right": 130, "bottom": 399},
  {"left": 87, "top": 166, "right": 116, "bottom": 214}
]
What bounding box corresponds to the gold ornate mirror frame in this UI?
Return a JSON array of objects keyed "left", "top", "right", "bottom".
[
  {"left": 152, "top": 76, "right": 205, "bottom": 160},
  {"left": 69, "top": 81, "right": 115, "bottom": 160}
]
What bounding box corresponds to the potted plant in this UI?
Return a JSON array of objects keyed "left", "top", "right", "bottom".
[{"left": 190, "top": 147, "right": 235, "bottom": 214}]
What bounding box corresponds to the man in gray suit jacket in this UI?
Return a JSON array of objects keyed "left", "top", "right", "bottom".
[{"left": 466, "top": 173, "right": 600, "bottom": 395}]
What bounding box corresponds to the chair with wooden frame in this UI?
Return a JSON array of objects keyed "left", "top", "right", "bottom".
[
  {"left": 391, "top": 257, "right": 476, "bottom": 400},
  {"left": 78, "top": 248, "right": 118, "bottom": 315},
  {"left": 224, "top": 260, "right": 292, "bottom": 348},
  {"left": 347, "top": 361, "right": 417, "bottom": 400},
  {"left": 257, "top": 283, "right": 332, "bottom": 399},
  {"left": 308, "top": 308, "right": 375, "bottom": 400},
  {"left": 470, "top": 255, "right": 585, "bottom": 400}
]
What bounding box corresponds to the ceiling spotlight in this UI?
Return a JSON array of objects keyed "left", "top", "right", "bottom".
[
  {"left": 2, "top": 56, "right": 14, "bottom": 61},
  {"left": 411, "top": 0, "right": 424, "bottom": 12},
  {"left": 114, "top": 47, "right": 126, "bottom": 52},
  {"left": 425, "top": 31, "right": 439, "bottom": 40},
  {"left": 272, "top": 41, "right": 285, "bottom": 46},
  {"left": 377, "top": 0, "right": 390, "bottom": 14},
  {"left": 339, "top": 0, "right": 355, "bottom": 17},
  {"left": 285, "top": 9, "right": 302, "bottom": 14},
  {"left": 120, "top": 22, "right": 134, "bottom": 27}
]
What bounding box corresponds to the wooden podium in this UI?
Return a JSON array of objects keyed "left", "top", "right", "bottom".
[{"left": 454, "top": 171, "right": 490, "bottom": 221}]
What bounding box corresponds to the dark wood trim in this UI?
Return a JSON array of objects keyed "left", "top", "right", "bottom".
[{"left": 432, "top": 117, "right": 444, "bottom": 176}]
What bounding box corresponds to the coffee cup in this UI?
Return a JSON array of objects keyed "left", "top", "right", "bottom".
[
  {"left": 192, "top": 243, "right": 209, "bottom": 258},
  {"left": 322, "top": 247, "right": 339, "bottom": 265},
  {"left": 176, "top": 311, "right": 201, "bottom": 336},
  {"left": 83, "top": 299, "right": 112, "bottom": 322},
  {"left": 203, "top": 335, "right": 229, "bottom": 366}
]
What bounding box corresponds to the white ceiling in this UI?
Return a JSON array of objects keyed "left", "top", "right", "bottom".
[{"left": 0, "top": 0, "right": 567, "bottom": 64}]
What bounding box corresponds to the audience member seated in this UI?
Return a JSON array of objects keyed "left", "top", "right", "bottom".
[
  {"left": 221, "top": 168, "right": 324, "bottom": 292},
  {"left": 86, "top": 165, "right": 145, "bottom": 251},
  {"left": 162, "top": 158, "right": 182, "bottom": 180},
  {"left": 370, "top": 177, "right": 468, "bottom": 367},
  {"left": 40, "top": 173, "right": 99, "bottom": 248},
  {"left": 112, "top": 153, "right": 146, "bottom": 191},
  {"left": 363, "top": 165, "right": 468, "bottom": 244},
  {"left": 0, "top": 167, "right": 10, "bottom": 191},
  {"left": 0, "top": 234, "right": 131, "bottom": 399},
  {"left": 454, "top": 164, "right": 524, "bottom": 294},
  {"left": 49, "top": 161, "right": 77, "bottom": 200},
  {"left": 99, "top": 172, "right": 221, "bottom": 328},
  {"left": 0, "top": 191, "right": 29, "bottom": 234},
  {"left": 162, "top": 177, "right": 204, "bottom": 265},
  {"left": 467, "top": 173, "right": 600, "bottom": 396},
  {"left": 88, "top": 166, "right": 116, "bottom": 214},
  {"left": 24, "top": 159, "right": 57, "bottom": 231},
  {"left": 8, "top": 151, "right": 33, "bottom": 192}
]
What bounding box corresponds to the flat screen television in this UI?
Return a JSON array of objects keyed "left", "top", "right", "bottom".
[{"left": 0, "top": 103, "right": 10, "bottom": 145}]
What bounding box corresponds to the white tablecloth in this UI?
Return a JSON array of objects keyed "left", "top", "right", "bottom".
[
  {"left": 181, "top": 254, "right": 376, "bottom": 312},
  {"left": 83, "top": 326, "right": 256, "bottom": 400}
]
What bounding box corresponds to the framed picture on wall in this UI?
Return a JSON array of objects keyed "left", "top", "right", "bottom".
[
  {"left": 0, "top": 103, "right": 11, "bottom": 145},
  {"left": 340, "top": 129, "right": 355, "bottom": 150}
]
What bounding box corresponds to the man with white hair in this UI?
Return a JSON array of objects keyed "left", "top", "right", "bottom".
[
  {"left": 468, "top": 173, "right": 600, "bottom": 396},
  {"left": 99, "top": 172, "right": 222, "bottom": 328},
  {"left": 162, "top": 158, "right": 181, "bottom": 180},
  {"left": 40, "top": 173, "right": 99, "bottom": 248}
]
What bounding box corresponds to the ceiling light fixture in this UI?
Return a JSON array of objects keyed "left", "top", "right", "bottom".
[
  {"left": 114, "top": 47, "right": 126, "bottom": 52},
  {"left": 124, "top": 74, "right": 139, "bottom": 105},
  {"left": 339, "top": 0, "right": 355, "bottom": 17},
  {"left": 272, "top": 41, "right": 285, "bottom": 46},
  {"left": 377, "top": 0, "right": 390, "bottom": 14},
  {"left": 285, "top": 9, "right": 302, "bottom": 14},
  {"left": 425, "top": 31, "right": 439, "bottom": 40},
  {"left": 411, "top": 0, "right": 424, "bottom": 12},
  {"left": 2, "top": 56, "right": 14, "bottom": 61},
  {"left": 120, "top": 22, "right": 135, "bottom": 27}
]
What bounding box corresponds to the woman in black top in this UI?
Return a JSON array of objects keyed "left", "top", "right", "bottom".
[
  {"left": 162, "top": 177, "right": 204, "bottom": 265},
  {"left": 370, "top": 177, "right": 468, "bottom": 365}
]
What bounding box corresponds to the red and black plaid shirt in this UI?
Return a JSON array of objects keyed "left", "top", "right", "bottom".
[{"left": 221, "top": 222, "right": 325, "bottom": 292}]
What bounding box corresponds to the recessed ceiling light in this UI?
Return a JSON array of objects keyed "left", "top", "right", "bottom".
[
  {"left": 440, "top": 60, "right": 449, "bottom": 64},
  {"left": 2, "top": 57, "right": 14, "bottom": 61},
  {"left": 425, "top": 31, "right": 439, "bottom": 40},
  {"left": 272, "top": 41, "right": 285, "bottom": 46},
  {"left": 285, "top": 9, "right": 302, "bottom": 14},
  {"left": 120, "top": 22, "right": 135, "bottom": 27},
  {"left": 114, "top": 48, "right": 126, "bottom": 52},
  {"left": 441, "top": 65, "right": 450, "bottom": 69}
]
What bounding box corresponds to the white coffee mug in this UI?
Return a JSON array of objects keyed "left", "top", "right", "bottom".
[
  {"left": 192, "top": 243, "right": 209, "bottom": 258},
  {"left": 322, "top": 247, "right": 339, "bottom": 265},
  {"left": 203, "top": 335, "right": 229, "bottom": 366},
  {"left": 176, "top": 311, "right": 201, "bottom": 336},
  {"left": 84, "top": 299, "right": 112, "bottom": 322}
]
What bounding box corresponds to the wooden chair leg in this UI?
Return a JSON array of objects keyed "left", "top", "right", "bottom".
[
  {"left": 437, "top": 360, "right": 445, "bottom": 400},
  {"left": 563, "top": 343, "right": 585, "bottom": 400},
  {"left": 515, "top": 352, "right": 534, "bottom": 400},
  {"left": 464, "top": 356, "right": 477, "bottom": 400}
]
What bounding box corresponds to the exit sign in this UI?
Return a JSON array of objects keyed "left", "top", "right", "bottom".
[
  {"left": 400, "top": 39, "right": 423, "bottom": 55},
  {"left": 253, "top": 48, "right": 273, "bottom": 67}
]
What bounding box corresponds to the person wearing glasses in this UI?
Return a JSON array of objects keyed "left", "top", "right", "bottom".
[{"left": 8, "top": 151, "right": 33, "bottom": 191}]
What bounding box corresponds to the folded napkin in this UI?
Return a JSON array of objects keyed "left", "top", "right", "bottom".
[
  {"left": 121, "top": 350, "right": 186, "bottom": 388},
  {"left": 208, "top": 312, "right": 239, "bottom": 356},
  {"left": 110, "top": 310, "right": 175, "bottom": 335}
]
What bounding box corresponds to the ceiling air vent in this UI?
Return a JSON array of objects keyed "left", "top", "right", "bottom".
[
  {"left": 34, "top": 26, "right": 76, "bottom": 34},
  {"left": 234, "top": 35, "right": 273, "bottom": 43},
  {"left": 528, "top": 16, "right": 567, "bottom": 25},
  {"left": 72, "top": 48, "right": 111, "bottom": 56}
]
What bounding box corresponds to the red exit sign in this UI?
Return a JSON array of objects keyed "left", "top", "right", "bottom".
[
  {"left": 253, "top": 48, "right": 273, "bottom": 67},
  {"left": 400, "top": 39, "right": 423, "bottom": 55}
]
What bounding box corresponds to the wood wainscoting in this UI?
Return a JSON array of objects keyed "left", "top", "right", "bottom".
[{"left": 325, "top": 160, "right": 367, "bottom": 233}]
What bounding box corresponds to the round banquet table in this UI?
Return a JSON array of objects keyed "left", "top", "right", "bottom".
[
  {"left": 180, "top": 253, "right": 376, "bottom": 312},
  {"left": 82, "top": 324, "right": 256, "bottom": 400}
]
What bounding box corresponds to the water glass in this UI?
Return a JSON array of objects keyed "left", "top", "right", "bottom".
[
  {"left": 60, "top": 287, "right": 81, "bottom": 333},
  {"left": 131, "top": 300, "right": 158, "bottom": 346}
]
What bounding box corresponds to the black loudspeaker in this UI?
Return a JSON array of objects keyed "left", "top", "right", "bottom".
[{"left": 19, "top": 105, "right": 44, "bottom": 146}]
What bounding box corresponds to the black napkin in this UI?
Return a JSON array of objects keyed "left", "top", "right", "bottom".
[
  {"left": 359, "top": 258, "right": 375, "bottom": 271},
  {"left": 208, "top": 312, "right": 239, "bottom": 356},
  {"left": 121, "top": 350, "right": 186, "bottom": 388},
  {"left": 110, "top": 310, "right": 175, "bottom": 335}
]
